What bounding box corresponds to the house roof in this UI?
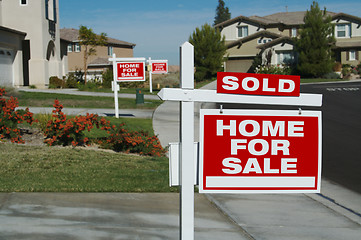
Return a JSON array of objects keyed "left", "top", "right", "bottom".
[
  {"left": 215, "top": 10, "right": 361, "bottom": 29},
  {"left": 0, "top": 26, "right": 27, "bottom": 36},
  {"left": 88, "top": 57, "right": 112, "bottom": 68},
  {"left": 60, "top": 28, "right": 136, "bottom": 47},
  {"left": 335, "top": 41, "right": 361, "bottom": 48},
  {"left": 257, "top": 36, "right": 294, "bottom": 49},
  {"left": 226, "top": 30, "right": 284, "bottom": 49}
]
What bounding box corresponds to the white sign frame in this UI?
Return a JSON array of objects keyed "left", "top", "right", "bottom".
[{"left": 199, "top": 109, "right": 322, "bottom": 194}]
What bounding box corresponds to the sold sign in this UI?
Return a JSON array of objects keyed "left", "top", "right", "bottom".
[
  {"left": 199, "top": 109, "right": 322, "bottom": 193},
  {"left": 217, "top": 72, "right": 300, "bottom": 96}
]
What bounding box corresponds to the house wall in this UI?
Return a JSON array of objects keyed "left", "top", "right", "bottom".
[
  {"left": 1, "top": 0, "right": 62, "bottom": 88},
  {"left": 221, "top": 21, "right": 265, "bottom": 41},
  {"left": 67, "top": 45, "right": 133, "bottom": 72},
  {"left": 227, "top": 40, "right": 260, "bottom": 57}
]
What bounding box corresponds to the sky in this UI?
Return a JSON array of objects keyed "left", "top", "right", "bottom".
[{"left": 59, "top": 0, "right": 361, "bottom": 65}]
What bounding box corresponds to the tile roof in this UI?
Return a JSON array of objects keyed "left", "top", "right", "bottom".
[
  {"left": 60, "top": 28, "right": 135, "bottom": 47},
  {"left": 215, "top": 11, "right": 343, "bottom": 28}
]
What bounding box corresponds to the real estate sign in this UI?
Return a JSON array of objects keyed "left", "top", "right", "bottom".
[
  {"left": 199, "top": 109, "right": 322, "bottom": 194},
  {"left": 217, "top": 72, "right": 300, "bottom": 96},
  {"left": 151, "top": 61, "right": 168, "bottom": 74},
  {"left": 116, "top": 62, "right": 145, "bottom": 81}
]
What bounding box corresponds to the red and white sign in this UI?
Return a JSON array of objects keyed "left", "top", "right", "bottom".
[
  {"left": 199, "top": 109, "right": 322, "bottom": 194},
  {"left": 116, "top": 62, "right": 145, "bottom": 82},
  {"left": 152, "top": 62, "right": 168, "bottom": 74},
  {"left": 217, "top": 72, "right": 300, "bottom": 96}
]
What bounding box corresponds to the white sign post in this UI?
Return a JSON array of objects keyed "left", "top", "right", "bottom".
[
  {"left": 157, "top": 42, "right": 322, "bottom": 239},
  {"left": 109, "top": 54, "right": 146, "bottom": 118}
]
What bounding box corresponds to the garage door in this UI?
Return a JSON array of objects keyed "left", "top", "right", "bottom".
[{"left": 0, "top": 48, "right": 13, "bottom": 87}]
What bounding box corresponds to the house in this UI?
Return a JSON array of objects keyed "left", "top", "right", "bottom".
[
  {"left": 0, "top": 0, "right": 64, "bottom": 88},
  {"left": 60, "top": 28, "right": 136, "bottom": 81},
  {"left": 215, "top": 11, "right": 361, "bottom": 73}
]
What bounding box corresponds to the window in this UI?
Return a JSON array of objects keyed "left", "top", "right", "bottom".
[
  {"left": 75, "top": 43, "right": 81, "bottom": 52},
  {"left": 238, "top": 26, "right": 248, "bottom": 38},
  {"left": 108, "top": 46, "right": 113, "bottom": 56},
  {"left": 291, "top": 28, "right": 297, "bottom": 37},
  {"left": 277, "top": 51, "right": 295, "bottom": 65},
  {"left": 45, "top": 0, "right": 57, "bottom": 22},
  {"left": 349, "top": 50, "right": 356, "bottom": 61},
  {"left": 336, "top": 24, "right": 351, "bottom": 38},
  {"left": 20, "top": 0, "right": 27, "bottom": 6},
  {"left": 67, "top": 44, "right": 73, "bottom": 53}
]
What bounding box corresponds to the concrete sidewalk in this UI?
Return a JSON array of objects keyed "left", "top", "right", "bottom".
[{"left": 0, "top": 193, "right": 250, "bottom": 240}]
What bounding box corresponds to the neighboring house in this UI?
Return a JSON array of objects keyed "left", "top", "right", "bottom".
[
  {"left": 60, "top": 28, "right": 136, "bottom": 81},
  {"left": 215, "top": 11, "right": 361, "bottom": 72},
  {"left": 0, "top": 0, "right": 63, "bottom": 88}
]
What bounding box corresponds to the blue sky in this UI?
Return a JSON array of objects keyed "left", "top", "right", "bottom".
[{"left": 59, "top": 0, "right": 361, "bottom": 65}]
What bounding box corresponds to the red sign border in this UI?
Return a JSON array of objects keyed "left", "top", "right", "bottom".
[
  {"left": 217, "top": 72, "right": 301, "bottom": 97},
  {"left": 199, "top": 109, "right": 322, "bottom": 194},
  {"left": 151, "top": 62, "right": 168, "bottom": 74},
  {"left": 116, "top": 61, "right": 145, "bottom": 82}
]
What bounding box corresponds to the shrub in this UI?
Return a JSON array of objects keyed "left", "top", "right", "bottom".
[
  {"left": 255, "top": 65, "right": 292, "bottom": 75},
  {"left": 43, "top": 100, "right": 100, "bottom": 147},
  {"left": 0, "top": 88, "right": 35, "bottom": 143},
  {"left": 49, "top": 76, "right": 65, "bottom": 89},
  {"left": 100, "top": 124, "right": 165, "bottom": 157},
  {"left": 102, "top": 68, "right": 113, "bottom": 88},
  {"left": 322, "top": 72, "right": 341, "bottom": 79},
  {"left": 64, "top": 73, "right": 78, "bottom": 88}
]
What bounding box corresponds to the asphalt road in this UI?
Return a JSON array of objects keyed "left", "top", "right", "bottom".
[{"left": 217, "top": 80, "right": 361, "bottom": 194}]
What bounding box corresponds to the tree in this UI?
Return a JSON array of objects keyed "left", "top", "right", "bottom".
[
  {"left": 295, "top": 1, "right": 335, "bottom": 78},
  {"left": 189, "top": 24, "right": 227, "bottom": 82},
  {"left": 214, "top": 0, "right": 231, "bottom": 26},
  {"left": 78, "top": 26, "right": 107, "bottom": 84}
]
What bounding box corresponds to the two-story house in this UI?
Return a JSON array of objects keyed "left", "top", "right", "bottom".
[
  {"left": 60, "top": 28, "right": 135, "bottom": 81},
  {"left": 215, "top": 11, "right": 361, "bottom": 73},
  {"left": 0, "top": 0, "right": 64, "bottom": 88}
]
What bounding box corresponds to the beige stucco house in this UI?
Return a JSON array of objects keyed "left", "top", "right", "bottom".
[
  {"left": 216, "top": 11, "right": 361, "bottom": 72},
  {"left": 0, "top": 0, "right": 63, "bottom": 88},
  {"left": 60, "top": 28, "right": 135, "bottom": 81}
]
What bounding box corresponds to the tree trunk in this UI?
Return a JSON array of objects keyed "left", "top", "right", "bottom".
[{"left": 83, "top": 45, "right": 88, "bottom": 84}]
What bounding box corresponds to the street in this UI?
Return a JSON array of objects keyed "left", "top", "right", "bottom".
[{"left": 217, "top": 81, "right": 361, "bottom": 194}]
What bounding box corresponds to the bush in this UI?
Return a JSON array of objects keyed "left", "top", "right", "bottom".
[
  {"left": 43, "top": 100, "right": 101, "bottom": 147},
  {"left": 102, "top": 69, "right": 113, "bottom": 88},
  {"left": 255, "top": 65, "right": 292, "bottom": 75},
  {"left": 322, "top": 72, "right": 341, "bottom": 79},
  {"left": 0, "top": 88, "right": 35, "bottom": 143},
  {"left": 64, "top": 73, "right": 78, "bottom": 88},
  {"left": 100, "top": 124, "right": 165, "bottom": 157},
  {"left": 49, "top": 76, "right": 65, "bottom": 89}
]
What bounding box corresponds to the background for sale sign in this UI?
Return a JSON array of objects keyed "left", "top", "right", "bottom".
[
  {"left": 199, "top": 109, "right": 322, "bottom": 194},
  {"left": 152, "top": 62, "right": 168, "bottom": 74}
]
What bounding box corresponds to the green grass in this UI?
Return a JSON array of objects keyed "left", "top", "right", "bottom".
[
  {"left": 0, "top": 144, "right": 175, "bottom": 192},
  {"left": 16, "top": 91, "right": 163, "bottom": 109},
  {"left": 301, "top": 78, "right": 347, "bottom": 84},
  {"left": 83, "top": 116, "right": 154, "bottom": 140}
]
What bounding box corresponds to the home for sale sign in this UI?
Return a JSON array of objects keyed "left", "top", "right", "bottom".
[
  {"left": 199, "top": 109, "right": 322, "bottom": 194},
  {"left": 116, "top": 62, "right": 145, "bottom": 81}
]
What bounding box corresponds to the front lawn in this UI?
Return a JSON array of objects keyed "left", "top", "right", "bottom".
[{"left": 0, "top": 144, "right": 174, "bottom": 192}]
